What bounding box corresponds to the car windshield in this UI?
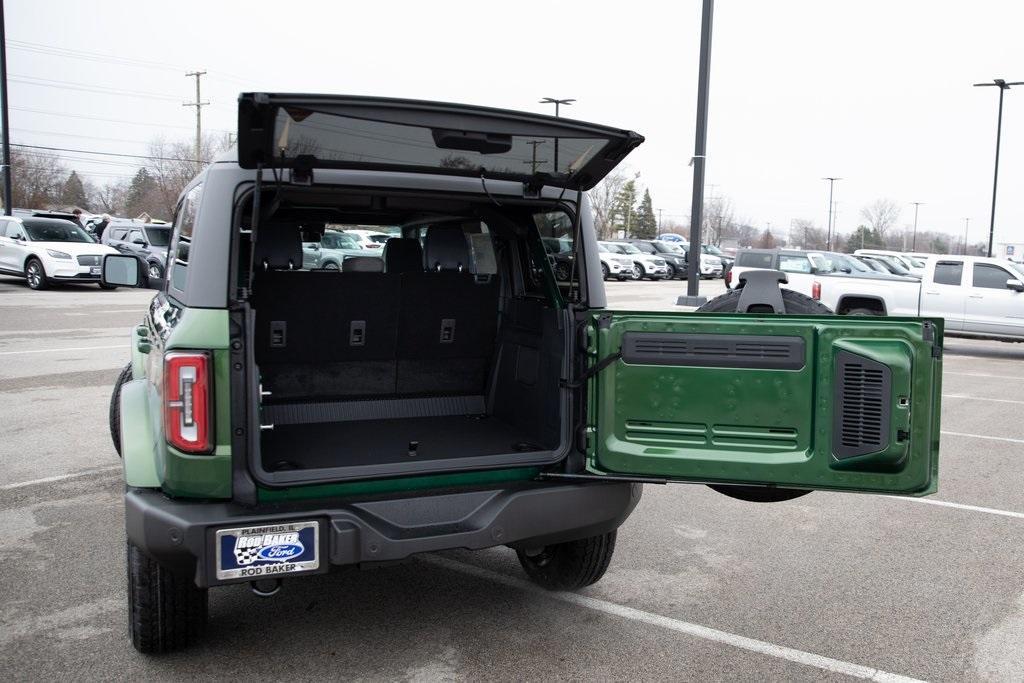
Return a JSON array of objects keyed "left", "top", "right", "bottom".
[
  {"left": 322, "top": 232, "right": 361, "bottom": 249},
  {"left": 144, "top": 227, "right": 171, "bottom": 246},
  {"left": 23, "top": 218, "right": 94, "bottom": 243},
  {"left": 654, "top": 242, "right": 684, "bottom": 254},
  {"left": 904, "top": 255, "right": 925, "bottom": 268},
  {"left": 879, "top": 256, "right": 911, "bottom": 275},
  {"left": 617, "top": 243, "right": 641, "bottom": 254},
  {"left": 703, "top": 245, "right": 723, "bottom": 256},
  {"left": 1008, "top": 262, "right": 1024, "bottom": 279},
  {"left": 368, "top": 234, "right": 391, "bottom": 244},
  {"left": 834, "top": 254, "right": 871, "bottom": 272}
]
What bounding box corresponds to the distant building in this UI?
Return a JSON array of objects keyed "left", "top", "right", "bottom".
[{"left": 996, "top": 241, "right": 1024, "bottom": 262}]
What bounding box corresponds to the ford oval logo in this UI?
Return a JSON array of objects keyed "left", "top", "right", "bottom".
[{"left": 257, "top": 543, "right": 304, "bottom": 561}]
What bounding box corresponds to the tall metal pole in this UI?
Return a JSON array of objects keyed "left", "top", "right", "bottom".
[
  {"left": 974, "top": 79, "right": 1022, "bottom": 257},
  {"left": 911, "top": 202, "right": 923, "bottom": 251},
  {"left": 681, "top": 0, "right": 714, "bottom": 303},
  {"left": 184, "top": 71, "right": 208, "bottom": 174},
  {"left": 539, "top": 97, "right": 574, "bottom": 173},
  {"left": 0, "top": 0, "right": 12, "bottom": 215},
  {"left": 962, "top": 217, "right": 970, "bottom": 255},
  {"left": 822, "top": 177, "right": 841, "bottom": 251}
]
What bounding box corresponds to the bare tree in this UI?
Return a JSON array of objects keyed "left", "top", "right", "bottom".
[
  {"left": 147, "top": 134, "right": 226, "bottom": 218},
  {"left": 587, "top": 170, "right": 634, "bottom": 239},
  {"left": 790, "top": 218, "right": 828, "bottom": 249},
  {"left": 93, "top": 181, "right": 128, "bottom": 215},
  {"left": 702, "top": 195, "right": 734, "bottom": 246},
  {"left": 859, "top": 199, "right": 902, "bottom": 242},
  {"left": 6, "top": 148, "right": 66, "bottom": 210}
]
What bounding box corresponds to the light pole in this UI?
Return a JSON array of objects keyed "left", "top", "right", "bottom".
[
  {"left": 822, "top": 177, "right": 842, "bottom": 250},
  {"left": 974, "top": 79, "right": 1022, "bottom": 257},
  {"left": 962, "top": 217, "right": 970, "bottom": 255},
  {"left": 910, "top": 202, "right": 923, "bottom": 251},
  {"left": 539, "top": 97, "right": 574, "bottom": 173}
]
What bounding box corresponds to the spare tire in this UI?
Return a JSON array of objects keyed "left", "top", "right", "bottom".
[{"left": 694, "top": 286, "right": 831, "bottom": 503}]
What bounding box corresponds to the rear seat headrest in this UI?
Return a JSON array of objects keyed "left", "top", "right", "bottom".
[
  {"left": 424, "top": 227, "right": 470, "bottom": 272},
  {"left": 343, "top": 256, "right": 385, "bottom": 273},
  {"left": 253, "top": 226, "right": 302, "bottom": 271},
  {"left": 383, "top": 237, "right": 424, "bottom": 274}
]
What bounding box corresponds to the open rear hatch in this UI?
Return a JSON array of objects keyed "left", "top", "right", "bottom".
[{"left": 237, "top": 93, "right": 644, "bottom": 190}]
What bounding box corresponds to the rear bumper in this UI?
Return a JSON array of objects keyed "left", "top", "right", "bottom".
[{"left": 125, "top": 481, "right": 642, "bottom": 587}]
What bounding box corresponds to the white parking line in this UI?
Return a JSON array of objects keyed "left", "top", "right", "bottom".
[
  {"left": 945, "top": 371, "right": 1024, "bottom": 380},
  {"left": 941, "top": 430, "right": 1024, "bottom": 445},
  {"left": 883, "top": 496, "right": 1024, "bottom": 521},
  {"left": 0, "top": 465, "right": 120, "bottom": 491},
  {"left": 0, "top": 344, "right": 128, "bottom": 356},
  {"left": 942, "top": 394, "right": 1024, "bottom": 405},
  {"left": 421, "top": 555, "right": 926, "bottom": 682}
]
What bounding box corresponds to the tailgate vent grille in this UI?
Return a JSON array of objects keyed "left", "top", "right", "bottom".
[
  {"left": 622, "top": 333, "right": 805, "bottom": 370},
  {"left": 833, "top": 350, "right": 891, "bottom": 459}
]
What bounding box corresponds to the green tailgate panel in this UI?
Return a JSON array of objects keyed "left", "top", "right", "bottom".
[{"left": 588, "top": 312, "right": 942, "bottom": 495}]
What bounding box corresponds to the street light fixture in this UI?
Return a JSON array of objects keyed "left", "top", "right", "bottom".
[
  {"left": 910, "top": 202, "right": 924, "bottom": 251},
  {"left": 973, "top": 78, "right": 1023, "bottom": 257},
  {"left": 539, "top": 97, "right": 575, "bottom": 118},
  {"left": 822, "top": 177, "right": 842, "bottom": 250}
]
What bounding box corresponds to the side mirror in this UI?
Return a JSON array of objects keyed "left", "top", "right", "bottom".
[
  {"left": 102, "top": 254, "right": 164, "bottom": 290},
  {"left": 1007, "top": 278, "right": 1024, "bottom": 292},
  {"left": 132, "top": 238, "right": 147, "bottom": 246}
]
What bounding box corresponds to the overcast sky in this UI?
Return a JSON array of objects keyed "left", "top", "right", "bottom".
[{"left": 7, "top": 0, "right": 1023, "bottom": 246}]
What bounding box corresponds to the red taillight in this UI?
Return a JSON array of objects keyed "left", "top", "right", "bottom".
[
  {"left": 811, "top": 281, "right": 821, "bottom": 300},
  {"left": 164, "top": 352, "right": 212, "bottom": 454}
]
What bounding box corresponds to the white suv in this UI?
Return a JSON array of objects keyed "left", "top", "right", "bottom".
[
  {"left": 595, "top": 242, "right": 636, "bottom": 280},
  {"left": 600, "top": 241, "right": 669, "bottom": 280},
  {"left": 344, "top": 228, "right": 393, "bottom": 251},
  {"left": 0, "top": 215, "right": 119, "bottom": 290}
]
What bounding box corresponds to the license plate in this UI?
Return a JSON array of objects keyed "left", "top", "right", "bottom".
[
  {"left": 90, "top": 266, "right": 101, "bottom": 275},
  {"left": 215, "top": 520, "right": 320, "bottom": 580}
]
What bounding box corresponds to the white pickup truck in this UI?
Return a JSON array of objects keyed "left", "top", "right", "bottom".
[{"left": 730, "top": 249, "right": 1024, "bottom": 341}]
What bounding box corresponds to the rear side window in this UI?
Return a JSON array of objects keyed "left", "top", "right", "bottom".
[
  {"left": 736, "top": 252, "right": 773, "bottom": 268},
  {"left": 169, "top": 183, "right": 203, "bottom": 291},
  {"left": 933, "top": 261, "right": 963, "bottom": 286},
  {"left": 778, "top": 255, "right": 812, "bottom": 273},
  {"left": 973, "top": 263, "right": 1013, "bottom": 290}
]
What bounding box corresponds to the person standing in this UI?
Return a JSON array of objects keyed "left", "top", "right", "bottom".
[
  {"left": 71, "top": 208, "right": 85, "bottom": 229},
  {"left": 94, "top": 214, "right": 111, "bottom": 241}
]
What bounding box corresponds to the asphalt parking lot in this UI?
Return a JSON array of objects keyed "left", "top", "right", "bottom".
[{"left": 2, "top": 274, "right": 1022, "bottom": 682}]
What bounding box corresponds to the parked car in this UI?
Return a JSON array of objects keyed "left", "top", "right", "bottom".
[
  {"left": 303, "top": 228, "right": 379, "bottom": 269},
  {"left": 701, "top": 244, "right": 733, "bottom": 279},
  {"left": 854, "top": 249, "right": 925, "bottom": 277},
  {"left": 595, "top": 241, "right": 635, "bottom": 280},
  {"left": 102, "top": 221, "right": 172, "bottom": 280},
  {"left": 602, "top": 240, "right": 669, "bottom": 279},
  {"left": 616, "top": 239, "right": 688, "bottom": 279},
  {"left": 854, "top": 253, "right": 918, "bottom": 279},
  {"left": 101, "top": 92, "right": 942, "bottom": 653},
  {"left": 345, "top": 228, "right": 393, "bottom": 250},
  {"left": 0, "top": 215, "right": 119, "bottom": 290},
  {"left": 543, "top": 236, "right": 576, "bottom": 281}
]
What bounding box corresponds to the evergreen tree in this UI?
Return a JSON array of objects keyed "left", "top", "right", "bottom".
[
  {"left": 610, "top": 179, "right": 638, "bottom": 237},
  {"left": 125, "top": 168, "right": 159, "bottom": 218},
  {"left": 755, "top": 228, "right": 776, "bottom": 249},
  {"left": 634, "top": 189, "right": 657, "bottom": 239},
  {"left": 60, "top": 171, "right": 89, "bottom": 209}
]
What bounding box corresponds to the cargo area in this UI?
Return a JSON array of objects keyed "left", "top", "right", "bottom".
[{"left": 244, "top": 190, "right": 573, "bottom": 482}]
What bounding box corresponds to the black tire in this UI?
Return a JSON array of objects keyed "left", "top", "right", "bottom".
[
  {"left": 555, "top": 262, "right": 571, "bottom": 282},
  {"left": 99, "top": 283, "right": 118, "bottom": 290},
  {"left": 696, "top": 287, "right": 832, "bottom": 503},
  {"left": 127, "top": 542, "right": 208, "bottom": 654},
  {"left": 601, "top": 262, "right": 610, "bottom": 281},
  {"left": 516, "top": 531, "right": 616, "bottom": 591},
  {"left": 322, "top": 261, "right": 340, "bottom": 271},
  {"left": 845, "top": 307, "right": 881, "bottom": 316},
  {"left": 630, "top": 264, "right": 643, "bottom": 281},
  {"left": 146, "top": 262, "right": 164, "bottom": 280},
  {"left": 110, "top": 363, "right": 132, "bottom": 457},
  {"left": 25, "top": 257, "right": 49, "bottom": 290},
  {"left": 665, "top": 263, "right": 676, "bottom": 280}
]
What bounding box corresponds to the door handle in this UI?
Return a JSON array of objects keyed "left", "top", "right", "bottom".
[
  {"left": 924, "top": 291, "right": 939, "bottom": 295},
  {"left": 968, "top": 295, "right": 983, "bottom": 299}
]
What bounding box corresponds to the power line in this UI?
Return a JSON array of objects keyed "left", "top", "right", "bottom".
[
  {"left": 11, "top": 126, "right": 152, "bottom": 145},
  {"left": 10, "top": 105, "right": 230, "bottom": 132},
  {"left": 9, "top": 74, "right": 182, "bottom": 101},
  {"left": 10, "top": 142, "right": 201, "bottom": 163}
]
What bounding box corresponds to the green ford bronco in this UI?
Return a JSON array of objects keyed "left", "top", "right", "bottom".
[{"left": 104, "top": 93, "right": 943, "bottom": 654}]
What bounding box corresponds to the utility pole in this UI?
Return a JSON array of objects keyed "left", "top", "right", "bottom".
[
  {"left": 658, "top": 208, "right": 663, "bottom": 231},
  {"left": 539, "top": 97, "right": 574, "bottom": 173},
  {"left": 184, "top": 71, "right": 209, "bottom": 174},
  {"left": 822, "top": 177, "right": 841, "bottom": 251},
  {"left": 523, "top": 140, "right": 547, "bottom": 174},
  {"left": 0, "top": 0, "right": 11, "bottom": 215},
  {"left": 910, "top": 202, "right": 924, "bottom": 251},
  {"left": 678, "top": 0, "right": 715, "bottom": 306},
  {"left": 974, "top": 79, "right": 1022, "bottom": 257},
  {"left": 962, "top": 217, "right": 970, "bottom": 255}
]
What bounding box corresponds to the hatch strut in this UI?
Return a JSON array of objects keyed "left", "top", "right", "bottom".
[{"left": 245, "top": 162, "right": 264, "bottom": 293}]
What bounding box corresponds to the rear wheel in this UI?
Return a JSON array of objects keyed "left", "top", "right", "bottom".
[
  {"left": 844, "top": 307, "right": 880, "bottom": 316},
  {"left": 322, "top": 261, "right": 340, "bottom": 271},
  {"left": 127, "top": 542, "right": 208, "bottom": 654},
  {"left": 99, "top": 283, "right": 118, "bottom": 290},
  {"left": 630, "top": 264, "right": 643, "bottom": 280},
  {"left": 147, "top": 262, "right": 164, "bottom": 280},
  {"left": 601, "top": 262, "right": 610, "bottom": 280},
  {"left": 517, "top": 531, "right": 616, "bottom": 591},
  {"left": 696, "top": 287, "right": 832, "bottom": 502},
  {"left": 25, "top": 258, "right": 49, "bottom": 290},
  {"left": 665, "top": 263, "right": 676, "bottom": 279},
  {"left": 110, "top": 363, "right": 132, "bottom": 457}
]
